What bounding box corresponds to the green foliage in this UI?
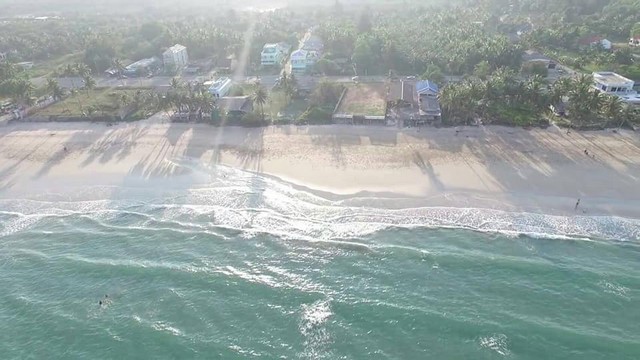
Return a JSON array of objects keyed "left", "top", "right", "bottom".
[
  {"left": 83, "top": 38, "right": 117, "bottom": 73},
  {"left": 229, "top": 85, "right": 245, "bottom": 96},
  {"left": 439, "top": 68, "right": 550, "bottom": 126},
  {"left": 474, "top": 61, "right": 492, "bottom": 79},
  {"left": 631, "top": 22, "right": 640, "bottom": 38},
  {"left": 251, "top": 85, "right": 269, "bottom": 120},
  {"left": 522, "top": 62, "right": 549, "bottom": 77},
  {"left": 422, "top": 64, "right": 445, "bottom": 85},
  {"left": 310, "top": 81, "right": 345, "bottom": 108},
  {"left": 296, "top": 106, "right": 333, "bottom": 125},
  {"left": 314, "top": 58, "right": 342, "bottom": 75},
  {"left": 139, "top": 22, "right": 166, "bottom": 42},
  {"left": 239, "top": 112, "right": 268, "bottom": 127}
]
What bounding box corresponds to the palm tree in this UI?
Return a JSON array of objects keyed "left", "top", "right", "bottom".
[
  {"left": 46, "top": 78, "right": 64, "bottom": 101},
  {"left": 601, "top": 94, "right": 624, "bottom": 123},
  {"left": 170, "top": 77, "right": 184, "bottom": 92},
  {"left": 82, "top": 75, "right": 96, "bottom": 96},
  {"left": 252, "top": 85, "right": 268, "bottom": 121},
  {"left": 75, "top": 63, "right": 91, "bottom": 78},
  {"left": 112, "top": 58, "right": 126, "bottom": 77}
]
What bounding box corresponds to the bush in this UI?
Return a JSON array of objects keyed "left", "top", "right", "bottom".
[
  {"left": 296, "top": 106, "right": 333, "bottom": 125},
  {"left": 522, "top": 62, "right": 549, "bottom": 77},
  {"left": 239, "top": 112, "right": 269, "bottom": 127},
  {"left": 229, "top": 85, "right": 245, "bottom": 96}
]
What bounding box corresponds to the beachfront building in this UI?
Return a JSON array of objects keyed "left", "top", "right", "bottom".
[
  {"left": 579, "top": 36, "right": 612, "bottom": 50},
  {"left": 592, "top": 72, "right": 640, "bottom": 104},
  {"left": 290, "top": 49, "right": 320, "bottom": 73},
  {"left": 163, "top": 44, "right": 189, "bottom": 71},
  {"left": 206, "top": 77, "right": 233, "bottom": 98},
  {"left": 416, "top": 80, "right": 441, "bottom": 124},
  {"left": 261, "top": 43, "right": 289, "bottom": 66},
  {"left": 217, "top": 96, "right": 254, "bottom": 118},
  {"left": 123, "top": 57, "right": 159, "bottom": 77}
]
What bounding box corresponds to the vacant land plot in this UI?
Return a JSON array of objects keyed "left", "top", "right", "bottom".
[
  {"left": 335, "top": 83, "right": 388, "bottom": 116},
  {"left": 37, "top": 88, "right": 154, "bottom": 117}
]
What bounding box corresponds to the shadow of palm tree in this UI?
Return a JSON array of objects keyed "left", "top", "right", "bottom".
[{"left": 412, "top": 150, "right": 444, "bottom": 190}]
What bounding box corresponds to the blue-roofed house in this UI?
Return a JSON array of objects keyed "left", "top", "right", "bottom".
[{"left": 416, "top": 80, "right": 441, "bottom": 124}]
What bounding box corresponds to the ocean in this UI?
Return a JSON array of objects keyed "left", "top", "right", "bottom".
[{"left": 1, "top": 165, "right": 639, "bottom": 359}]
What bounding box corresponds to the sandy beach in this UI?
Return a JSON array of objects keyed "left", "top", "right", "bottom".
[{"left": 1, "top": 121, "right": 640, "bottom": 219}]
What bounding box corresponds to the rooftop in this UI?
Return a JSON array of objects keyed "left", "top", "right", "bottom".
[
  {"left": 218, "top": 96, "right": 252, "bottom": 112},
  {"left": 523, "top": 49, "right": 553, "bottom": 63},
  {"left": 207, "top": 77, "right": 232, "bottom": 90},
  {"left": 164, "top": 44, "right": 186, "bottom": 55},
  {"left": 416, "top": 80, "right": 439, "bottom": 94},
  {"left": 593, "top": 72, "right": 634, "bottom": 86},
  {"left": 126, "top": 57, "right": 157, "bottom": 70}
]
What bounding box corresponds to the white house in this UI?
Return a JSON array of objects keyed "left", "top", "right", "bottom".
[
  {"left": 206, "top": 77, "right": 233, "bottom": 98},
  {"left": 630, "top": 37, "right": 640, "bottom": 47},
  {"left": 163, "top": 44, "right": 189, "bottom": 70},
  {"left": 261, "top": 43, "right": 288, "bottom": 66},
  {"left": 593, "top": 72, "right": 640, "bottom": 104},
  {"left": 290, "top": 49, "right": 320, "bottom": 72}
]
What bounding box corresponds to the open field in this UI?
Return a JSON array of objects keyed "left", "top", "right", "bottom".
[
  {"left": 26, "top": 52, "right": 84, "bottom": 78},
  {"left": 335, "top": 83, "right": 388, "bottom": 116},
  {"left": 36, "top": 88, "right": 154, "bottom": 118}
]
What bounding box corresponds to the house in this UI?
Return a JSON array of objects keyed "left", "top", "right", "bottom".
[
  {"left": 217, "top": 96, "right": 253, "bottom": 117},
  {"left": 124, "top": 57, "right": 159, "bottom": 77},
  {"left": 16, "top": 61, "right": 34, "bottom": 70},
  {"left": 630, "top": 37, "right": 640, "bottom": 47},
  {"left": 261, "top": 43, "right": 289, "bottom": 66},
  {"left": 522, "top": 50, "right": 556, "bottom": 69},
  {"left": 206, "top": 77, "right": 233, "bottom": 98},
  {"left": 290, "top": 49, "right": 320, "bottom": 72},
  {"left": 163, "top": 44, "right": 189, "bottom": 71},
  {"left": 592, "top": 72, "right": 640, "bottom": 104},
  {"left": 416, "top": 80, "right": 441, "bottom": 124},
  {"left": 579, "top": 36, "right": 612, "bottom": 50}
]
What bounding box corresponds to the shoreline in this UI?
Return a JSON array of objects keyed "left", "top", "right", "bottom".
[{"left": 1, "top": 121, "right": 640, "bottom": 222}]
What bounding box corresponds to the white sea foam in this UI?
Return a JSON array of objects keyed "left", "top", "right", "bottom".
[
  {"left": 479, "top": 334, "right": 510, "bottom": 356},
  {"left": 0, "top": 165, "right": 638, "bottom": 242}
]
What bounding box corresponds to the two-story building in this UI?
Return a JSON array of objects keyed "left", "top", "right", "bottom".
[
  {"left": 290, "top": 49, "right": 320, "bottom": 73},
  {"left": 261, "top": 43, "right": 289, "bottom": 66},
  {"left": 593, "top": 72, "right": 640, "bottom": 104},
  {"left": 206, "top": 77, "right": 233, "bottom": 98},
  {"left": 163, "top": 44, "right": 189, "bottom": 71}
]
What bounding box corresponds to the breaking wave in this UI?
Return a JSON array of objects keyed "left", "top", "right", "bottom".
[{"left": 0, "top": 164, "right": 638, "bottom": 242}]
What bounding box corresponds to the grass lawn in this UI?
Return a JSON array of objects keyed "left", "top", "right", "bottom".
[
  {"left": 26, "top": 52, "right": 84, "bottom": 78},
  {"left": 36, "top": 88, "right": 153, "bottom": 117}
]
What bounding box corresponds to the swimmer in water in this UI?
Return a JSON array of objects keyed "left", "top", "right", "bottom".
[{"left": 99, "top": 300, "right": 103, "bottom": 306}]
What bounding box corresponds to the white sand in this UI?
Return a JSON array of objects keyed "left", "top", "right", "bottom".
[{"left": 1, "top": 121, "right": 640, "bottom": 219}]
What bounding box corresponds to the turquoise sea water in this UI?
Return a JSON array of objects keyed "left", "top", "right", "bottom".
[{"left": 1, "top": 166, "right": 639, "bottom": 359}]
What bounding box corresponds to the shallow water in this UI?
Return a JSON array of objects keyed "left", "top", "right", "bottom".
[{"left": 1, "top": 165, "right": 639, "bottom": 359}]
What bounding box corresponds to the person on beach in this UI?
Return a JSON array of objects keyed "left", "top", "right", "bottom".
[{"left": 575, "top": 198, "right": 580, "bottom": 211}]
